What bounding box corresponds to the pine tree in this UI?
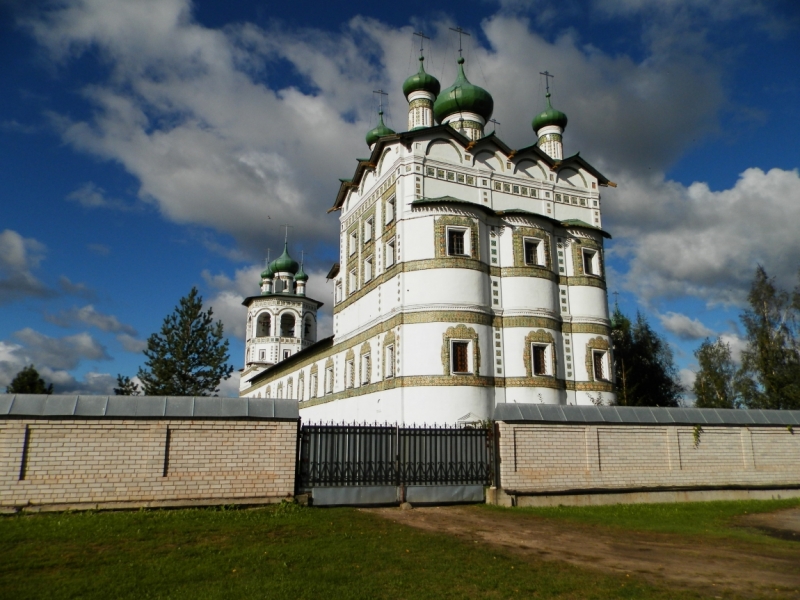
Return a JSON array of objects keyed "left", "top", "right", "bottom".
[
  {"left": 137, "top": 287, "right": 233, "bottom": 396},
  {"left": 114, "top": 375, "right": 141, "bottom": 396},
  {"left": 611, "top": 307, "right": 683, "bottom": 407},
  {"left": 737, "top": 266, "right": 800, "bottom": 409},
  {"left": 693, "top": 337, "right": 741, "bottom": 408},
  {"left": 6, "top": 365, "right": 53, "bottom": 394}
]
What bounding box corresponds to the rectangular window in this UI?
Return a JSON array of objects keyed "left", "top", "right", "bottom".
[
  {"left": 361, "top": 354, "right": 370, "bottom": 385},
  {"left": 451, "top": 341, "right": 470, "bottom": 374},
  {"left": 310, "top": 373, "right": 318, "bottom": 398},
  {"left": 532, "top": 345, "right": 547, "bottom": 376},
  {"left": 593, "top": 351, "right": 606, "bottom": 381},
  {"left": 524, "top": 239, "right": 540, "bottom": 266},
  {"left": 258, "top": 349, "right": 266, "bottom": 361},
  {"left": 349, "top": 231, "right": 358, "bottom": 255},
  {"left": 283, "top": 350, "right": 291, "bottom": 360},
  {"left": 325, "top": 367, "right": 333, "bottom": 394},
  {"left": 385, "top": 238, "right": 396, "bottom": 267},
  {"left": 385, "top": 345, "right": 394, "bottom": 378},
  {"left": 385, "top": 196, "right": 395, "bottom": 224},
  {"left": 447, "top": 229, "right": 466, "bottom": 256},
  {"left": 298, "top": 380, "right": 304, "bottom": 401},
  {"left": 583, "top": 249, "right": 598, "bottom": 276},
  {"left": 346, "top": 360, "right": 354, "bottom": 388},
  {"left": 364, "top": 217, "right": 373, "bottom": 242},
  {"left": 335, "top": 281, "right": 342, "bottom": 304},
  {"left": 349, "top": 269, "right": 357, "bottom": 293},
  {"left": 364, "top": 256, "right": 373, "bottom": 282},
  {"left": 287, "top": 380, "right": 293, "bottom": 400}
]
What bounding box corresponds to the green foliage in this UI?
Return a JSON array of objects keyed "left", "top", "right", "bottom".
[
  {"left": 0, "top": 506, "right": 694, "bottom": 599},
  {"left": 6, "top": 365, "right": 53, "bottom": 394},
  {"left": 137, "top": 287, "right": 233, "bottom": 396},
  {"left": 611, "top": 306, "right": 683, "bottom": 407},
  {"left": 114, "top": 375, "right": 141, "bottom": 396},
  {"left": 737, "top": 266, "right": 800, "bottom": 409},
  {"left": 692, "top": 424, "right": 703, "bottom": 448},
  {"left": 693, "top": 337, "right": 742, "bottom": 408}
]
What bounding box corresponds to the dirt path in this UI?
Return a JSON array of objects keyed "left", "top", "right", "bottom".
[{"left": 366, "top": 506, "right": 800, "bottom": 599}]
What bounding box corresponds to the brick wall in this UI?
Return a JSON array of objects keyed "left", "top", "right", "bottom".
[
  {"left": 0, "top": 419, "right": 297, "bottom": 511},
  {"left": 498, "top": 422, "right": 800, "bottom": 494}
]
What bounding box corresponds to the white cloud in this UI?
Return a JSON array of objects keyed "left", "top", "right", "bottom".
[
  {"left": 614, "top": 167, "right": 800, "bottom": 305},
  {"left": 657, "top": 311, "right": 714, "bottom": 340},
  {"left": 719, "top": 332, "right": 748, "bottom": 364},
  {"left": 17, "top": 2, "right": 794, "bottom": 317},
  {"left": 116, "top": 333, "right": 148, "bottom": 353},
  {"left": 0, "top": 229, "right": 52, "bottom": 304},
  {"left": 11, "top": 328, "right": 111, "bottom": 371},
  {"left": 46, "top": 304, "right": 138, "bottom": 335},
  {"left": 0, "top": 331, "right": 115, "bottom": 395},
  {"left": 66, "top": 181, "right": 131, "bottom": 209}
]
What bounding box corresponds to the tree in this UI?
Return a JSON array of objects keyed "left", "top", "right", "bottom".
[
  {"left": 114, "top": 375, "right": 141, "bottom": 396},
  {"left": 137, "top": 287, "right": 233, "bottom": 396},
  {"left": 611, "top": 306, "right": 683, "bottom": 407},
  {"left": 693, "top": 337, "right": 741, "bottom": 408},
  {"left": 737, "top": 266, "right": 800, "bottom": 409},
  {"left": 6, "top": 365, "right": 53, "bottom": 394}
]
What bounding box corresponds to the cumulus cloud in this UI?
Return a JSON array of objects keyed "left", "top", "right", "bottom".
[
  {"left": 657, "top": 311, "right": 714, "bottom": 340},
  {"left": 15, "top": 1, "right": 793, "bottom": 317},
  {"left": 45, "top": 304, "right": 138, "bottom": 335},
  {"left": 0, "top": 229, "right": 53, "bottom": 304},
  {"left": 58, "top": 275, "right": 94, "bottom": 298},
  {"left": 116, "top": 333, "right": 148, "bottom": 353},
  {"left": 66, "top": 181, "right": 131, "bottom": 210},
  {"left": 0, "top": 330, "right": 115, "bottom": 394},
  {"left": 11, "top": 328, "right": 111, "bottom": 371},
  {"left": 613, "top": 167, "right": 800, "bottom": 305}
]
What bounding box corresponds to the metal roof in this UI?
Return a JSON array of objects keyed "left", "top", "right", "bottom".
[
  {"left": 0, "top": 395, "right": 299, "bottom": 420},
  {"left": 493, "top": 403, "right": 800, "bottom": 426}
]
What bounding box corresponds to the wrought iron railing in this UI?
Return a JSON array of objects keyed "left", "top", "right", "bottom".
[{"left": 297, "top": 424, "right": 492, "bottom": 488}]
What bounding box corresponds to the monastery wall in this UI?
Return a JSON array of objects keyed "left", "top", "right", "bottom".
[
  {"left": 0, "top": 398, "right": 298, "bottom": 512},
  {"left": 495, "top": 420, "right": 800, "bottom": 506}
]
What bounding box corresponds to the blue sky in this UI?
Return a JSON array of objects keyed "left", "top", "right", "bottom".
[{"left": 1, "top": 0, "right": 798, "bottom": 397}]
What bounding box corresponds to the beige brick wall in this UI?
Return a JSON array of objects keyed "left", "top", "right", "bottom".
[
  {"left": 498, "top": 422, "right": 800, "bottom": 494},
  {"left": 0, "top": 419, "right": 297, "bottom": 509}
]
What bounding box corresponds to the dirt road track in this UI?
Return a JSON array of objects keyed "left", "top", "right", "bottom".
[{"left": 367, "top": 506, "right": 800, "bottom": 598}]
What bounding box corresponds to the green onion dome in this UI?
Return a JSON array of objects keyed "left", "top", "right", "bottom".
[
  {"left": 402, "top": 56, "right": 441, "bottom": 98},
  {"left": 269, "top": 243, "right": 299, "bottom": 275},
  {"left": 365, "top": 111, "right": 395, "bottom": 147},
  {"left": 294, "top": 262, "right": 308, "bottom": 282},
  {"left": 532, "top": 93, "right": 568, "bottom": 132},
  {"left": 260, "top": 263, "right": 274, "bottom": 280},
  {"left": 433, "top": 57, "right": 493, "bottom": 124}
]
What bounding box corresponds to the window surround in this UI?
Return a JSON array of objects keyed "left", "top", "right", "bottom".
[
  {"left": 364, "top": 216, "right": 373, "bottom": 242},
  {"left": 385, "top": 195, "right": 396, "bottom": 225},
  {"left": 441, "top": 324, "right": 481, "bottom": 376},
  {"left": 523, "top": 237, "right": 543, "bottom": 266},
  {"left": 385, "top": 238, "right": 396, "bottom": 268},
  {"left": 582, "top": 248, "right": 600, "bottom": 276},
  {"left": 523, "top": 329, "right": 557, "bottom": 379},
  {"left": 446, "top": 227, "right": 469, "bottom": 257}
]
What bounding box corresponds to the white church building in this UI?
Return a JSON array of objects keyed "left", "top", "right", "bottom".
[{"left": 239, "top": 53, "right": 616, "bottom": 424}]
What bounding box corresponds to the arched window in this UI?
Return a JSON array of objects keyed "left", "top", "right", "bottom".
[
  {"left": 256, "top": 313, "right": 271, "bottom": 337},
  {"left": 304, "top": 315, "right": 315, "bottom": 342},
  {"left": 280, "top": 313, "right": 296, "bottom": 337}
]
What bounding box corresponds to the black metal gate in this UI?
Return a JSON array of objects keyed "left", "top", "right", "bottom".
[{"left": 297, "top": 424, "right": 493, "bottom": 489}]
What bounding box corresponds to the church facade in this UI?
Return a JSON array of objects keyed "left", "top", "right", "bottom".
[{"left": 239, "top": 53, "right": 616, "bottom": 424}]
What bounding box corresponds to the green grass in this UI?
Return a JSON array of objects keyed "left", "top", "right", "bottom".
[
  {"left": 0, "top": 502, "right": 705, "bottom": 600},
  {"left": 482, "top": 497, "right": 800, "bottom": 540}
]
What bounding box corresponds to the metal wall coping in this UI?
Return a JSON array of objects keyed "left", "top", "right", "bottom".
[
  {"left": 0, "top": 394, "right": 299, "bottom": 420},
  {"left": 493, "top": 403, "right": 800, "bottom": 427}
]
